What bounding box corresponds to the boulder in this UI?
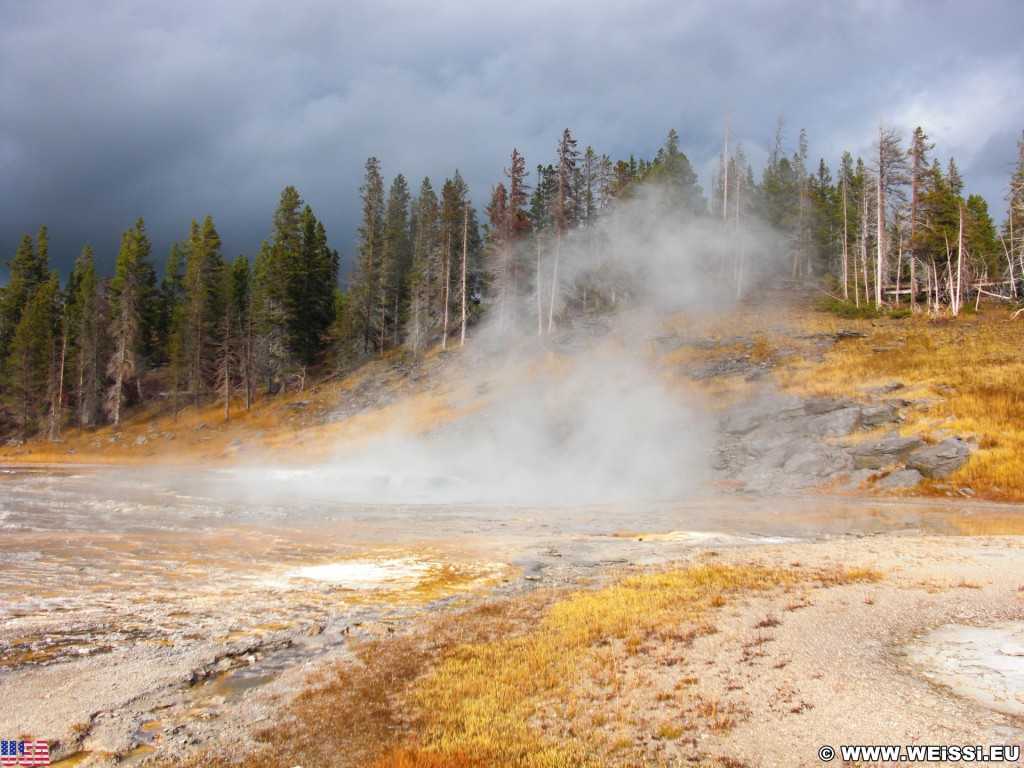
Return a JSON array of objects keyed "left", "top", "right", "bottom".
[
  {"left": 806, "top": 406, "right": 862, "bottom": 437},
  {"left": 905, "top": 438, "right": 971, "bottom": 478},
  {"left": 782, "top": 441, "right": 853, "bottom": 478},
  {"left": 859, "top": 404, "right": 900, "bottom": 428},
  {"left": 847, "top": 433, "right": 927, "bottom": 470},
  {"left": 804, "top": 397, "right": 857, "bottom": 415},
  {"left": 875, "top": 469, "right": 924, "bottom": 489},
  {"left": 720, "top": 395, "right": 804, "bottom": 435}
]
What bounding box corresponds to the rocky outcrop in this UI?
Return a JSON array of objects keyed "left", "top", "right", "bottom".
[
  {"left": 905, "top": 438, "right": 972, "bottom": 478},
  {"left": 847, "top": 433, "right": 926, "bottom": 469},
  {"left": 716, "top": 392, "right": 973, "bottom": 494}
]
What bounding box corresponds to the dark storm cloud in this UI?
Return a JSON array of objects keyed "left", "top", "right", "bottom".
[{"left": 2, "top": 0, "right": 1022, "bottom": 277}]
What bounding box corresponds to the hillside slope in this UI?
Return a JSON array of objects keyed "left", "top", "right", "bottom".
[{"left": 5, "top": 286, "right": 1024, "bottom": 501}]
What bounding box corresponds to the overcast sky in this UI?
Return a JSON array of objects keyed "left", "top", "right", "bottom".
[{"left": 2, "top": 0, "right": 1022, "bottom": 279}]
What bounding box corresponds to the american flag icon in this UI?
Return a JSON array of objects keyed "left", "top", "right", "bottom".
[{"left": 0, "top": 740, "right": 50, "bottom": 766}]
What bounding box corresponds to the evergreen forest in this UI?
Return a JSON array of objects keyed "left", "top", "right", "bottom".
[{"left": 3, "top": 123, "right": 1024, "bottom": 441}]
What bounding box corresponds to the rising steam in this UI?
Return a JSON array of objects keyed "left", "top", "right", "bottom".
[{"left": 230, "top": 185, "right": 785, "bottom": 506}]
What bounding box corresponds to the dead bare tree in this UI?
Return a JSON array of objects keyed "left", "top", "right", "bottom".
[{"left": 874, "top": 123, "right": 909, "bottom": 308}]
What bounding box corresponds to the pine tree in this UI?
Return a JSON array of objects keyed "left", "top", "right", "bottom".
[
  {"left": 792, "top": 129, "right": 815, "bottom": 276},
  {"left": 548, "top": 128, "right": 580, "bottom": 331},
  {"left": 348, "top": 158, "right": 387, "bottom": 355},
  {"left": 229, "top": 254, "right": 254, "bottom": 411},
  {"left": 1004, "top": 132, "right": 1024, "bottom": 296},
  {"left": 0, "top": 229, "right": 50, "bottom": 364},
  {"left": 965, "top": 194, "right": 999, "bottom": 283},
  {"left": 907, "top": 127, "right": 935, "bottom": 306},
  {"left": 158, "top": 243, "right": 186, "bottom": 365},
  {"left": 381, "top": 175, "right": 412, "bottom": 348},
  {"left": 947, "top": 158, "right": 964, "bottom": 196},
  {"left": 809, "top": 158, "right": 838, "bottom": 280},
  {"left": 530, "top": 164, "right": 557, "bottom": 229},
  {"left": 255, "top": 186, "right": 303, "bottom": 372},
  {"left": 915, "top": 161, "right": 961, "bottom": 309},
  {"left": 405, "top": 178, "right": 439, "bottom": 355},
  {"left": 874, "top": 124, "right": 909, "bottom": 307},
  {"left": 7, "top": 273, "right": 59, "bottom": 437},
  {"left": 171, "top": 216, "right": 225, "bottom": 409},
  {"left": 293, "top": 205, "right": 338, "bottom": 364},
  {"left": 438, "top": 172, "right": 469, "bottom": 348},
  {"left": 486, "top": 181, "right": 510, "bottom": 320},
  {"left": 106, "top": 218, "right": 154, "bottom": 426},
  {"left": 650, "top": 129, "right": 705, "bottom": 217},
  {"left": 252, "top": 240, "right": 287, "bottom": 392},
  {"left": 213, "top": 291, "right": 239, "bottom": 421},
  {"left": 66, "top": 244, "right": 105, "bottom": 430},
  {"left": 487, "top": 149, "right": 532, "bottom": 332},
  {"left": 250, "top": 186, "right": 335, "bottom": 386}
]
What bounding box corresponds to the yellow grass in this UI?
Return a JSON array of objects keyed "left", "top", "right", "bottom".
[
  {"left": 158, "top": 560, "right": 880, "bottom": 768},
  {"left": 771, "top": 305, "right": 1024, "bottom": 500},
  {"left": 376, "top": 563, "right": 869, "bottom": 767}
]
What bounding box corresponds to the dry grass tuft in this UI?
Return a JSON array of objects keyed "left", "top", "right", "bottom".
[
  {"left": 815, "top": 566, "right": 883, "bottom": 586},
  {"left": 374, "top": 748, "right": 488, "bottom": 768}
]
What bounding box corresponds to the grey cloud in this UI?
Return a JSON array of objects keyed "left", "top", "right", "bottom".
[{"left": 2, "top": 0, "right": 1022, "bottom": 276}]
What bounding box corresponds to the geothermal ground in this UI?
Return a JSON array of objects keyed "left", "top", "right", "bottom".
[{"left": 2, "top": 289, "right": 1023, "bottom": 767}]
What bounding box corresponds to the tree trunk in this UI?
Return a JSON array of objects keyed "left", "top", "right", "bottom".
[
  {"left": 460, "top": 203, "right": 468, "bottom": 347},
  {"left": 954, "top": 204, "right": 965, "bottom": 315},
  {"left": 547, "top": 229, "right": 560, "bottom": 333},
  {"left": 841, "top": 176, "right": 849, "bottom": 300},
  {"left": 853, "top": 234, "right": 860, "bottom": 307},
  {"left": 876, "top": 155, "right": 885, "bottom": 308},
  {"left": 441, "top": 245, "right": 450, "bottom": 351},
  {"left": 894, "top": 234, "right": 904, "bottom": 307},
  {"left": 721, "top": 116, "right": 729, "bottom": 225},
  {"left": 536, "top": 235, "right": 544, "bottom": 335},
  {"left": 49, "top": 324, "right": 68, "bottom": 440}
]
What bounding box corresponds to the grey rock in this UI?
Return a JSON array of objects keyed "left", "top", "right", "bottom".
[
  {"left": 804, "top": 397, "right": 857, "bottom": 415},
  {"left": 720, "top": 395, "right": 804, "bottom": 435},
  {"left": 724, "top": 396, "right": 865, "bottom": 440},
  {"left": 710, "top": 452, "right": 730, "bottom": 471},
  {"left": 782, "top": 441, "right": 852, "bottom": 478},
  {"left": 847, "top": 433, "right": 927, "bottom": 470},
  {"left": 875, "top": 469, "right": 924, "bottom": 489},
  {"left": 84, "top": 712, "right": 141, "bottom": 753},
  {"left": 844, "top": 468, "right": 879, "bottom": 489},
  {"left": 744, "top": 423, "right": 800, "bottom": 455},
  {"left": 906, "top": 438, "right": 971, "bottom": 478},
  {"left": 806, "top": 406, "right": 862, "bottom": 437},
  {"left": 860, "top": 404, "right": 900, "bottom": 428}
]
